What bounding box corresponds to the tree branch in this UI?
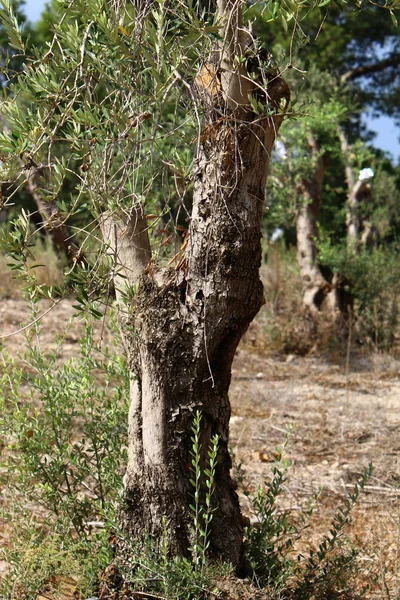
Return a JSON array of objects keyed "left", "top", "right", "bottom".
[
  {"left": 99, "top": 208, "right": 152, "bottom": 304},
  {"left": 216, "top": 0, "right": 253, "bottom": 110},
  {"left": 337, "top": 126, "right": 356, "bottom": 190},
  {"left": 0, "top": 114, "right": 81, "bottom": 261},
  {"left": 340, "top": 54, "right": 400, "bottom": 83},
  {"left": 23, "top": 168, "right": 83, "bottom": 261}
]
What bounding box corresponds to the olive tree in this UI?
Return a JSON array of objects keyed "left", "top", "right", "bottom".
[
  {"left": 0, "top": 0, "right": 290, "bottom": 565},
  {"left": 1, "top": 0, "right": 393, "bottom": 569}
]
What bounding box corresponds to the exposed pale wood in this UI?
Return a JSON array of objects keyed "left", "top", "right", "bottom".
[
  {"left": 99, "top": 208, "right": 152, "bottom": 303},
  {"left": 216, "top": 0, "right": 253, "bottom": 111}
]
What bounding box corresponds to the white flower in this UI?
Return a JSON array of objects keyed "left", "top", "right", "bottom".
[{"left": 358, "top": 167, "right": 374, "bottom": 182}]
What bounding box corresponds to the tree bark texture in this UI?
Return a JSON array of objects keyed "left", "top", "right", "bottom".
[
  {"left": 119, "top": 118, "right": 286, "bottom": 568},
  {"left": 100, "top": 10, "right": 289, "bottom": 567}
]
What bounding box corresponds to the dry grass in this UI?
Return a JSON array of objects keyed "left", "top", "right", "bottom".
[
  {"left": 0, "top": 240, "right": 65, "bottom": 299},
  {"left": 229, "top": 342, "right": 400, "bottom": 598}
]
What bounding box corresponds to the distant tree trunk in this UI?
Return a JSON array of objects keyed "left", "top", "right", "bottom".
[
  {"left": 346, "top": 177, "right": 362, "bottom": 250},
  {"left": 24, "top": 171, "right": 82, "bottom": 262},
  {"left": 295, "top": 136, "right": 340, "bottom": 318},
  {"left": 337, "top": 127, "right": 373, "bottom": 252},
  {"left": 0, "top": 114, "right": 80, "bottom": 262},
  {"left": 360, "top": 221, "right": 379, "bottom": 249},
  {"left": 100, "top": 0, "right": 289, "bottom": 567}
]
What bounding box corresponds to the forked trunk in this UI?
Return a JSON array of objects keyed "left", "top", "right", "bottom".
[
  {"left": 100, "top": 0, "right": 289, "bottom": 565},
  {"left": 117, "top": 114, "right": 286, "bottom": 567}
]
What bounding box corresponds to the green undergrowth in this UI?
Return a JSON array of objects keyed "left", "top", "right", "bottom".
[
  {"left": 0, "top": 313, "right": 376, "bottom": 600},
  {"left": 235, "top": 434, "right": 375, "bottom": 599},
  {"left": 0, "top": 296, "right": 129, "bottom": 598},
  {"left": 0, "top": 280, "right": 378, "bottom": 599},
  {"left": 259, "top": 243, "right": 400, "bottom": 356}
]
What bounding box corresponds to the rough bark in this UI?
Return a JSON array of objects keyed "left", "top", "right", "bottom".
[
  {"left": 99, "top": 0, "right": 289, "bottom": 568},
  {"left": 295, "top": 136, "right": 339, "bottom": 317},
  {"left": 118, "top": 109, "right": 287, "bottom": 570}
]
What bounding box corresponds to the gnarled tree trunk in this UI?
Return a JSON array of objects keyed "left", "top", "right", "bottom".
[
  {"left": 295, "top": 136, "right": 340, "bottom": 318},
  {"left": 100, "top": 0, "right": 289, "bottom": 567}
]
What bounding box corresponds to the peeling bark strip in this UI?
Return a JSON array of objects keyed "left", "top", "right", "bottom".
[{"left": 101, "top": 0, "right": 289, "bottom": 568}]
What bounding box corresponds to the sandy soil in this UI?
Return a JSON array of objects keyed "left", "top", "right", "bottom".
[{"left": 0, "top": 298, "right": 399, "bottom": 597}]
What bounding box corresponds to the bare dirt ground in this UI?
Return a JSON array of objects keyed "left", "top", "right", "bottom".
[
  {"left": 230, "top": 326, "right": 400, "bottom": 598},
  {"left": 1, "top": 298, "right": 400, "bottom": 597}
]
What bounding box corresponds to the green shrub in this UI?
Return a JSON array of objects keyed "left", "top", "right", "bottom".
[
  {"left": 242, "top": 432, "right": 296, "bottom": 590},
  {"left": 318, "top": 239, "right": 400, "bottom": 351},
  {"left": 0, "top": 290, "right": 376, "bottom": 600},
  {"left": 1, "top": 516, "right": 111, "bottom": 600},
  {"left": 237, "top": 434, "right": 375, "bottom": 599},
  {"left": 114, "top": 531, "right": 231, "bottom": 600},
  {"left": 0, "top": 303, "right": 129, "bottom": 598},
  {"left": 105, "top": 411, "right": 231, "bottom": 600},
  {"left": 189, "top": 410, "right": 219, "bottom": 571}
]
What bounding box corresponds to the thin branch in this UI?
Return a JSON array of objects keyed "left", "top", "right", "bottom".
[
  {"left": 343, "top": 483, "right": 400, "bottom": 495},
  {"left": 131, "top": 592, "right": 167, "bottom": 600},
  {"left": 0, "top": 298, "right": 61, "bottom": 339}
]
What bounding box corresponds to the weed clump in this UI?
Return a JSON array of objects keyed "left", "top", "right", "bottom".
[
  {"left": 0, "top": 300, "right": 129, "bottom": 598},
  {"left": 235, "top": 432, "right": 374, "bottom": 599}
]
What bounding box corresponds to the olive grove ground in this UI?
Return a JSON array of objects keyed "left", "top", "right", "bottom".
[{"left": 0, "top": 288, "right": 399, "bottom": 597}]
